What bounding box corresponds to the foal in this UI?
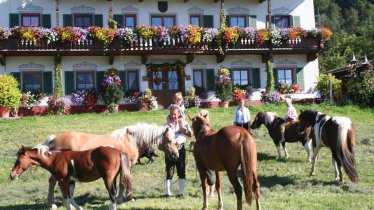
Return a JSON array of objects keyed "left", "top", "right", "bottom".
[
  {"left": 250, "top": 111, "right": 314, "bottom": 162},
  {"left": 10, "top": 146, "right": 132, "bottom": 210}
]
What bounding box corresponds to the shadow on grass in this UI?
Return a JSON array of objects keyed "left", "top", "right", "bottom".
[
  {"left": 258, "top": 175, "right": 295, "bottom": 188},
  {"left": 257, "top": 152, "right": 305, "bottom": 163},
  {"left": 257, "top": 152, "right": 275, "bottom": 161},
  {"left": 0, "top": 204, "right": 46, "bottom": 210}
]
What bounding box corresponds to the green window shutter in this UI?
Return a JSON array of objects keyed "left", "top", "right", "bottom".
[
  {"left": 248, "top": 15, "right": 257, "bottom": 29},
  {"left": 96, "top": 71, "right": 105, "bottom": 94},
  {"left": 205, "top": 69, "right": 215, "bottom": 91},
  {"left": 273, "top": 69, "right": 279, "bottom": 88},
  {"left": 296, "top": 67, "right": 304, "bottom": 89},
  {"left": 225, "top": 16, "right": 230, "bottom": 27},
  {"left": 94, "top": 14, "right": 103, "bottom": 27},
  {"left": 64, "top": 71, "right": 75, "bottom": 95},
  {"left": 9, "top": 13, "right": 19, "bottom": 27},
  {"left": 113, "top": 14, "right": 124, "bottom": 28},
  {"left": 119, "top": 71, "right": 126, "bottom": 92},
  {"left": 202, "top": 15, "right": 214, "bottom": 28},
  {"left": 42, "top": 14, "right": 51, "bottom": 28},
  {"left": 291, "top": 16, "right": 301, "bottom": 28},
  {"left": 43, "top": 71, "right": 53, "bottom": 95},
  {"left": 63, "top": 14, "right": 73, "bottom": 27},
  {"left": 251, "top": 68, "right": 261, "bottom": 88},
  {"left": 10, "top": 72, "right": 21, "bottom": 89}
]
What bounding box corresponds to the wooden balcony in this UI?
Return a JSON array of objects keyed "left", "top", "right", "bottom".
[{"left": 0, "top": 36, "right": 321, "bottom": 64}]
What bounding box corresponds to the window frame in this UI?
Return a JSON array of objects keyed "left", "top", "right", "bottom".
[
  {"left": 274, "top": 15, "right": 291, "bottom": 29},
  {"left": 75, "top": 71, "right": 96, "bottom": 91},
  {"left": 124, "top": 14, "right": 137, "bottom": 30},
  {"left": 22, "top": 71, "right": 43, "bottom": 92},
  {"left": 21, "top": 13, "right": 41, "bottom": 27},
  {"left": 231, "top": 69, "right": 250, "bottom": 88},
  {"left": 151, "top": 15, "right": 176, "bottom": 27},
  {"left": 73, "top": 14, "right": 93, "bottom": 29},
  {"left": 276, "top": 68, "right": 295, "bottom": 85},
  {"left": 192, "top": 69, "right": 205, "bottom": 89},
  {"left": 228, "top": 15, "right": 247, "bottom": 27},
  {"left": 126, "top": 70, "right": 139, "bottom": 92},
  {"left": 190, "top": 15, "right": 201, "bottom": 26}
]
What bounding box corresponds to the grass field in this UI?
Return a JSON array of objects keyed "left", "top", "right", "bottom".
[{"left": 0, "top": 103, "right": 373, "bottom": 210}]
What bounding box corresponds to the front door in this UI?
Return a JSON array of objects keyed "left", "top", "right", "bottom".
[{"left": 150, "top": 68, "right": 184, "bottom": 109}]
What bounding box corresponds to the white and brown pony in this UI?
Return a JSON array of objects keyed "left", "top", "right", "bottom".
[
  {"left": 298, "top": 110, "right": 358, "bottom": 183},
  {"left": 10, "top": 146, "right": 132, "bottom": 210},
  {"left": 189, "top": 112, "right": 260, "bottom": 210},
  {"left": 40, "top": 126, "right": 178, "bottom": 209},
  {"left": 250, "top": 111, "right": 314, "bottom": 162}
]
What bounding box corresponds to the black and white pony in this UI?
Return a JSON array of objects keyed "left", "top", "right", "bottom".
[
  {"left": 250, "top": 111, "right": 313, "bottom": 162},
  {"left": 298, "top": 110, "right": 358, "bottom": 183}
]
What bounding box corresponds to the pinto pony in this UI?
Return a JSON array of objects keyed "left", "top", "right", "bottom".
[
  {"left": 10, "top": 146, "right": 132, "bottom": 210},
  {"left": 250, "top": 111, "right": 313, "bottom": 162},
  {"left": 298, "top": 110, "right": 358, "bottom": 183},
  {"left": 189, "top": 113, "right": 260, "bottom": 210}
]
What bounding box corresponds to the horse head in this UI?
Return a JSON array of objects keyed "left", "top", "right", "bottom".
[
  {"left": 297, "top": 109, "right": 316, "bottom": 133},
  {"left": 158, "top": 127, "right": 179, "bottom": 161},
  {"left": 250, "top": 111, "right": 267, "bottom": 129},
  {"left": 189, "top": 114, "right": 210, "bottom": 141},
  {"left": 10, "top": 146, "right": 36, "bottom": 180}
]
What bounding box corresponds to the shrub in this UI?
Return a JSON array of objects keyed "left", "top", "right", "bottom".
[
  {"left": 183, "top": 87, "right": 201, "bottom": 108},
  {"left": 316, "top": 74, "right": 342, "bottom": 102},
  {"left": 215, "top": 67, "right": 232, "bottom": 102},
  {"left": 101, "top": 68, "right": 124, "bottom": 110},
  {"left": 261, "top": 91, "right": 282, "bottom": 103},
  {"left": 47, "top": 96, "right": 71, "bottom": 114},
  {"left": 21, "top": 91, "right": 44, "bottom": 109},
  {"left": 0, "top": 75, "right": 22, "bottom": 109},
  {"left": 345, "top": 69, "right": 374, "bottom": 106}
]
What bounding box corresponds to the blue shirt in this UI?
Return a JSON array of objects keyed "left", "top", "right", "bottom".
[{"left": 233, "top": 106, "right": 251, "bottom": 124}]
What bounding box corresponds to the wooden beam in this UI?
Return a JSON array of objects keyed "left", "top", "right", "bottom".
[
  {"left": 216, "top": 53, "right": 225, "bottom": 63},
  {"left": 186, "top": 53, "right": 195, "bottom": 64},
  {"left": 141, "top": 54, "right": 149, "bottom": 64},
  {"left": 0, "top": 54, "right": 5, "bottom": 66},
  {"left": 267, "top": 0, "right": 272, "bottom": 29}
]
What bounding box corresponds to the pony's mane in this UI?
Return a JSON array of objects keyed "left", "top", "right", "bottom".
[
  {"left": 111, "top": 123, "right": 168, "bottom": 146},
  {"left": 32, "top": 144, "right": 51, "bottom": 158},
  {"left": 264, "top": 112, "right": 278, "bottom": 126}
]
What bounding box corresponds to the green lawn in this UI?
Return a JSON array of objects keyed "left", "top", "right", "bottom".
[{"left": 0, "top": 103, "right": 373, "bottom": 210}]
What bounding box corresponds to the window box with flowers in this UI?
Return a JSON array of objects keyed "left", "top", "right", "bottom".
[
  {"left": 136, "top": 88, "right": 158, "bottom": 111},
  {"left": 101, "top": 68, "right": 124, "bottom": 113},
  {"left": 47, "top": 96, "right": 71, "bottom": 115},
  {"left": 215, "top": 67, "right": 232, "bottom": 107},
  {"left": 88, "top": 26, "right": 116, "bottom": 48},
  {"left": 71, "top": 89, "right": 98, "bottom": 112}
]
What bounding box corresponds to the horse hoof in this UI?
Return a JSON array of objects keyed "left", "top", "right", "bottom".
[
  {"left": 49, "top": 204, "right": 58, "bottom": 210},
  {"left": 285, "top": 156, "right": 289, "bottom": 159},
  {"left": 310, "top": 173, "right": 316, "bottom": 176}
]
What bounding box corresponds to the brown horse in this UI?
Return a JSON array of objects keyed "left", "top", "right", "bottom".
[
  {"left": 250, "top": 111, "right": 314, "bottom": 162},
  {"left": 41, "top": 125, "right": 178, "bottom": 208},
  {"left": 10, "top": 146, "right": 131, "bottom": 210},
  {"left": 189, "top": 112, "right": 260, "bottom": 210},
  {"left": 298, "top": 110, "right": 358, "bottom": 183}
]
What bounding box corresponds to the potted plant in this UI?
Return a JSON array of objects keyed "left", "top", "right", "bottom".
[
  {"left": 71, "top": 89, "right": 98, "bottom": 112},
  {"left": 21, "top": 90, "right": 44, "bottom": 109},
  {"left": 183, "top": 87, "right": 201, "bottom": 108},
  {"left": 47, "top": 96, "right": 71, "bottom": 115},
  {"left": 101, "top": 68, "right": 124, "bottom": 113},
  {"left": 0, "top": 75, "right": 22, "bottom": 118},
  {"left": 232, "top": 86, "right": 246, "bottom": 105},
  {"left": 215, "top": 67, "right": 232, "bottom": 107},
  {"left": 137, "top": 88, "right": 158, "bottom": 111}
]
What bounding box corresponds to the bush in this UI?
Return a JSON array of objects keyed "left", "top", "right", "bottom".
[
  {"left": 0, "top": 75, "right": 22, "bottom": 109},
  {"left": 345, "top": 69, "right": 374, "bottom": 106},
  {"left": 183, "top": 87, "right": 201, "bottom": 108},
  {"left": 101, "top": 68, "right": 124, "bottom": 109},
  {"left": 316, "top": 74, "right": 342, "bottom": 102},
  {"left": 215, "top": 67, "right": 232, "bottom": 102}
]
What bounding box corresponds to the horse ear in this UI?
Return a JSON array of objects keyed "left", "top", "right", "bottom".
[
  {"left": 164, "top": 126, "right": 169, "bottom": 134},
  {"left": 188, "top": 114, "right": 194, "bottom": 121},
  {"left": 202, "top": 114, "right": 208, "bottom": 119}
]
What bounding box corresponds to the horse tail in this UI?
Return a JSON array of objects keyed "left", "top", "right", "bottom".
[
  {"left": 240, "top": 133, "right": 256, "bottom": 205},
  {"left": 120, "top": 152, "right": 132, "bottom": 197},
  {"left": 336, "top": 118, "right": 358, "bottom": 183}
]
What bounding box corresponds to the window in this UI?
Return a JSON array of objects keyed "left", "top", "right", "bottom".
[
  {"left": 274, "top": 16, "right": 290, "bottom": 28},
  {"left": 124, "top": 15, "right": 136, "bottom": 30},
  {"left": 193, "top": 70, "right": 204, "bottom": 88},
  {"left": 76, "top": 71, "right": 95, "bottom": 90},
  {"left": 229, "top": 16, "right": 246, "bottom": 27},
  {"left": 232, "top": 69, "right": 249, "bottom": 87},
  {"left": 21, "top": 14, "right": 40, "bottom": 27},
  {"left": 190, "top": 15, "right": 201, "bottom": 26},
  {"left": 74, "top": 15, "right": 92, "bottom": 29},
  {"left": 277, "top": 69, "right": 293, "bottom": 85},
  {"left": 22, "top": 71, "right": 42, "bottom": 91},
  {"left": 127, "top": 71, "right": 139, "bottom": 91},
  {"left": 151, "top": 16, "right": 175, "bottom": 27}
]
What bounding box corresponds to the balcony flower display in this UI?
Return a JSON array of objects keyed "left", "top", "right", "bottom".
[
  {"left": 0, "top": 27, "right": 11, "bottom": 40},
  {"left": 116, "top": 28, "right": 136, "bottom": 43},
  {"left": 202, "top": 28, "right": 218, "bottom": 42},
  {"left": 256, "top": 28, "right": 271, "bottom": 44},
  {"left": 181, "top": 25, "right": 202, "bottom": 44},
  {"left": 221, "top": 27, "right": 239, "bottom": 44},
  {"left": 320, "top": 26, "right": 333, "bottom": 41},
  {"left": 215, "top": 67, "right": 232, "bottom": 103},
  {"left": 168, "top": 25, "right": 182, "bottom": 37},
  {"left": 243, "top": 27, "right": 256, "bottom": 40},
  {"left": 134, "top": 25, "right": 153, "bottom": 39},
  {"left": 54, "top": 27, "right": 88, "bottom": 42},
  {"left": 47, "top": 96, "right": 71, "bottom": 115},
  {"left": 153, "top": 26, "right": 170, "bottom": 42},
  {"left": 289, "top": 27, "right": 306, "bottom": 40},
  {"left": 88, "top": 26, "right": 116, "bottom": 46},
  {"left": 101, "top": 68, "right": 124, "bottom": 112}
]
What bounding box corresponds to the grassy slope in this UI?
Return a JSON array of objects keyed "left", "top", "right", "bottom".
[{"left": 0, "top": 103, "right": 373, "bottom": 210}]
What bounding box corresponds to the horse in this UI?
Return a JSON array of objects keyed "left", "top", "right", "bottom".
[
  {"left": 297, "top": 109, "right": 358, "bottom": 183},
  {"left": 10, "top": 146, "right": 132, "bottom": 210},
  {"left": 137, "top": 146, "right": 158, "bottom": 164},
  {"left": 250, "top": 111, "right": 314, "bottom": 162},
  {"left": 42, "top": 124, "right": 178, "bottom": 209},
  {"left": 189, "top": 112, "right": 261, "bottom": 210}
]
